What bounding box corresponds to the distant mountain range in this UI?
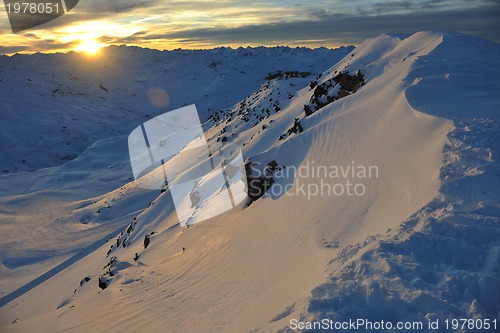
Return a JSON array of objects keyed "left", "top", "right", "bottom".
[{"left": 0, "top": 32, "right": 499, "bottom": 332}]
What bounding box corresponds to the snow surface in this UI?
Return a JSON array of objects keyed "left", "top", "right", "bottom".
[
  {"left": 0, "top": 32, "right": 498, "bottom": 332},
  {"left": 0, "top": 45, "right": 352, "bottom": 173}
]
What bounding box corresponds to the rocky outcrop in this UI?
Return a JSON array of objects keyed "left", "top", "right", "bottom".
[
  {"left": 304, "top": 71, "right": 365, "bottom": 116},
  {"left": 245, "top": 160, "right": 282, "bottom": 203}
]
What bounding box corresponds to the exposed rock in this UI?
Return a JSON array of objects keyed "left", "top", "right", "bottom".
[
  {"left": 279, "top": 118, "right": 304, "bottom": 140},
  {"left": 80, "top": 276, "right": 91, "bottom": 287},
  {"left": 98, "top": 276, "right": 109, "bottom": 290},
  {"left": 245, "top": 160, "right": 282, "bottom": 203},
  {"left": 143, "top": 235, "right": 151, "bottom": 249},
  {"left": 305, "top": 70, "right": 365, "bottom": 116}
]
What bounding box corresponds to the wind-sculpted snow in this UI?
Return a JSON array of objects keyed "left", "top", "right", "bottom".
[
  {"left": 286, "top": 33, "right": 500, "bottom": 332},
  {"left": 0, "top": 33, "right": 498, "bottom": 333}
]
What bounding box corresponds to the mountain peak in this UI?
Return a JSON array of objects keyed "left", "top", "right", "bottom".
[{"left": 1, "top": 32, "right": 498, "bottom": 332}]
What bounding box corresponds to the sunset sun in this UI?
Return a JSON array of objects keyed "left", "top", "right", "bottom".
[{"left": 76, "top": 39, "right": 104, "bottom": 55}]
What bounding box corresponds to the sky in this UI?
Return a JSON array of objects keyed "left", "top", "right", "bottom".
[{"left": 0, "top": 0, "right": 499, "bottom": 54}]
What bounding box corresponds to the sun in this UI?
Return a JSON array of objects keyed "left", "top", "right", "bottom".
[{"left": 76, "top": 39, "right": 104, "bottom": 55}]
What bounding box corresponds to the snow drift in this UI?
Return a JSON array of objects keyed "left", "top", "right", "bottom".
[{"left": 0, "top": 32, "right": 498, "bottom": 332}]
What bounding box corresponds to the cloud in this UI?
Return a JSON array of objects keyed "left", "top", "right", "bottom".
[
  {"left": 0, "top": 39, "right": 76, "bottom": 54},
  {"left": 0, "top": 0, "right": 498, "bottom": 53},
  {"left": 0, "top": 45, "right": 31, "bottom": 54},
  {"left": 143, "top": 5, "right": 500, "bottom": 45}
]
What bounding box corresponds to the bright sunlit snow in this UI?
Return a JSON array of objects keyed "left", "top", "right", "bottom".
[{"left": 0, "top": 32, "right": 498, "bottom": 332}]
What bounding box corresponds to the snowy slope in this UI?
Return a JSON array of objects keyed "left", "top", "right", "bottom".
[
  {"left": 297, "top": 32, "right": 500, "bottom": 331},
  {"left": 0, "top": 45, "right": 353, "bottom": 173},
  {"left": 0, "top": 32, "right": 499, "bottom": 333}
]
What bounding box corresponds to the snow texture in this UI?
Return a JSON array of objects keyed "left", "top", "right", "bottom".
[{"left": 0, "top": 32, "right": 498, "bottom": 333}]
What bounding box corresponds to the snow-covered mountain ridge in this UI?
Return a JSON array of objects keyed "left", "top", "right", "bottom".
[
  {"left": 0, "top": 32, "right": 498, "bottom": 332},
  {"left": 0, "top": 45, "right": 353, "bottom": 173}
]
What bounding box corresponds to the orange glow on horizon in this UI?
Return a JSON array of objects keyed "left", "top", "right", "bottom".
[{"left": 75, "top": 39, "right": 105, "bottom": 55}]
